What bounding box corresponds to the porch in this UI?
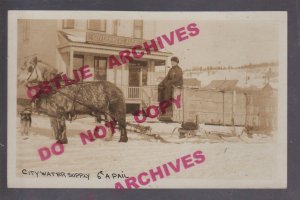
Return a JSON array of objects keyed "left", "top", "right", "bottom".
[{"left": 119, "top": 85, "right": 159, "bottom": 110}]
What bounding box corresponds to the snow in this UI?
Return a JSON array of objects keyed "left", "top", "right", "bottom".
[
  {"left": 16, "top": 114, "right": 278, "bottom": 187},
  {"left": 184, "top": 68, "right": 278, "bottom": 89}
]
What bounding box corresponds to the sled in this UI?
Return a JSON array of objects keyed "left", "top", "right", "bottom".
[
  {"left": 126, "top": 122, "right": 176, "bottom": 143},
  {"left": 171, "top": 123, "right": 249, "bottom": 143}
]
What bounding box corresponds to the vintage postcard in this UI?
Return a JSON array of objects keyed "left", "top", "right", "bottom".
[{"left": 7, "top": 11, "right": 287, "bottom": 188}]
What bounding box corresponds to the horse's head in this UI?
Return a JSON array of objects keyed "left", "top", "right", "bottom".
[
  {"left": 19, "top": 56, "right": 59, "bottom": 85},
  {"left": 18, "top": 56, "right": 59, "bottom": 112},
  {"left": 18, "top": 56, "right": 41, "bottom": 85}
]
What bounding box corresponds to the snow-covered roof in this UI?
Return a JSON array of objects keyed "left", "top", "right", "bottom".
[
  {"left": 58, "top": 30, "right": 172, "bottom": 55},
  {"left": 204, "top": 80, "right": 238, "bottom": 91},
  {"left": 183, "top": 78, "right": 201, "bottom": 86},
  {"left": 58, "top": 30, "right": 86, "bottom": 43}
]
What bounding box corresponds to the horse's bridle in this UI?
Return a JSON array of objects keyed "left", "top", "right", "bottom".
[
  {"left": 26, "top": 61, "right": 40, "bottom": 83},
  {"left": 24, "top": 62, "right": 115, "bottom": 122}
]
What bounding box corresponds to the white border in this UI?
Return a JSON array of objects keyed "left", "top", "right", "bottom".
[{"left": 7, "top": 11, "right": 287, "bottom": 188}]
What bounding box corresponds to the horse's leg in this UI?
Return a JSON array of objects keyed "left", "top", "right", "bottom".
[
  {"left": 57, "top": 116, "right": 68, "bottom": 144},
  {"left": 49, "top": 117, "right": 59, "bottom": 140},
  {"left": 109, "top": 103, "right": 128, "bottom": 142},
  {"left": 118, "top": 119, "right": 128, "bottom": 143},
  {"left": 113, "top": 113, "right": 128, "bottom": 143}
]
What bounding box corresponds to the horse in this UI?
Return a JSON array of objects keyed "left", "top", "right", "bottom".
[{"left": 19, "top": 56, "right": 128, "bottom": 144}]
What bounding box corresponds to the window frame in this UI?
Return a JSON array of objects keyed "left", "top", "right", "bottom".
[
  {"left": 133, "top": 20, "right": 143, "bottom": 39},
  {"left": 63, "top": 19, "right": 75, "bottom": 29},
  {"left": 87, "top": 20, "right": 106, "bottom": 32},
  {"left": 94, "top": 56, "right": 108, "bottom": 81},
  {"left": 73, "top": 54, "right": 84, "bottom": 70},
  {"left": 23, "top": 20, "right": 30, "bottom": 42}
]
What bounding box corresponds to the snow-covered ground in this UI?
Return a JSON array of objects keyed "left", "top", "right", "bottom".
[{"left": 16, "top": 114, "right": 278, "bottom": 185}]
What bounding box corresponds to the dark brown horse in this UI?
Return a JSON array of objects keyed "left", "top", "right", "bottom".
[{"left": 19, "top": 57, "right": 128, "bottom": 143}]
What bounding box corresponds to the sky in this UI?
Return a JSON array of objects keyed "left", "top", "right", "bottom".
[{"left": 154, "top": 20, "right": 279, "bottom": 68}]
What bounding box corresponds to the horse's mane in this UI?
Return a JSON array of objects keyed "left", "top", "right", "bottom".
[
  {"left": 36, "top": 60, "right": 57, "bottom": 72},
  {"left": 17, "top": 57, "right": 60, "bottom": 85},
  {"left": 35, "top": 59, "right": 59, "bottom": 81}
]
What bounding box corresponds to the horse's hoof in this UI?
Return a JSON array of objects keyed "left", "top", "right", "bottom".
[
  {"left": 56, "top": 139, "right": 68, "bottom": 144},
  {"left": 119, "top": 137, "right": 128, "bottom": 143}
]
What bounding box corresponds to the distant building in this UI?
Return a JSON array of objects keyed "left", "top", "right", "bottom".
[
  {"left": 204, "top": 80, "right": 238, "bottom": 91},
  {"left": 183, "top": 64, "right": 278, "bottom": 88},
  {"left": 183, "top": 78, "right": 201, "bottom": 88}
]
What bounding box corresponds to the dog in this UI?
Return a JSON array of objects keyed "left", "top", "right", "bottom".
[{"left": 20, "top": 108, "right": 32, "bottom": 138}]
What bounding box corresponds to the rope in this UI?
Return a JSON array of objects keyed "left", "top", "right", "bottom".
[
  {"left": 26, "top": 62, "right": 39, "bottom": 82},
  {"left": 54, "top": 89, "right": 114, "bottom": 123}
]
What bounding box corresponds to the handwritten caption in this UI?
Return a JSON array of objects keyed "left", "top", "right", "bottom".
[{"left": 21, "top": 169, "right": 128, "bottom": 181}]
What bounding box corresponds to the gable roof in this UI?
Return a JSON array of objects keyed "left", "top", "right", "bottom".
[
  {"left": 183, "top": 78, "right": 201, "bottom": 86},
  {"left": 204, "top": 80, "right": 238, "bottom": 91}
]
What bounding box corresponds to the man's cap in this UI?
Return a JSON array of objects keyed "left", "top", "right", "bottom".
[{"left": 171, "top": 56, "right": 179, "bottom": 63}]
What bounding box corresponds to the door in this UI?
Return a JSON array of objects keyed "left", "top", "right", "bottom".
[
  {"left": 128, "top": 65, "right": 141, "bottom": 98},
  {"left": 129, "top": 66, "right": 141, "bottom": 87},
  {"left": 94, "top": 56, "right": 107, "bottom": 81},
  {"left": 128, "top": 61, "right": 147, "bottom": 86}
]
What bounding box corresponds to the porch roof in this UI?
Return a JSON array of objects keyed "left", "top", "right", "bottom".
[{"left": 57, "top": 30, "right": 172, "bottom": 60}]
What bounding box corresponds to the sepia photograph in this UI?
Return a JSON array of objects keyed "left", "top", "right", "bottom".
[{"left": 7, "top": 11, "right": 287, "bottom": 188}]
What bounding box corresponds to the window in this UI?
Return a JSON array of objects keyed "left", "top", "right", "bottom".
[
  {"left": 142, "top": 66, "right": 148, "bottom": 86},
  {"left": 129, "top": 67, "right": 141, "bottom": 87},
  {"left": 113, "top": 20, "right": 118, "bottom": 35},
  {"left": 63, "top": 20, "right": 75, "bottom": 29},
  {"left": 94, "top": 57, "right": 107, "bottom": 81},
  {"left": 22, "top": 20, "right": 30, "bottom": 41},
  {"left": 88, "top": 20, "right": 106, "bottom": 32},
  {"left": 73, "top": 54, "right": 84, "bottom": 70},
  {"left": 133, "top": 20, "right": 143, "bottom": 38}
]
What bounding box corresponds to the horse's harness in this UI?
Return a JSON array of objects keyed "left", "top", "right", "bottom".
[
  {"left": 55, "top": 88, "right": 114, "bottom": 121},
  {"left": 32, "top": 82, "right": 115, "bottom": 123},
  {"left": 25, "top": 62, "right": 116, "bottom": 123}
]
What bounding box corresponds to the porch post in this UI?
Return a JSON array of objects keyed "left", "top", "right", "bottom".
[
  {"left": 121, "top": 62, "right": 125, "bottom": 86},
  {"left": 148, "top": 60, "right": 153, "bottom": 86},
  {"left": 69, "top": 48, "right": 74, "bottom": 77}
]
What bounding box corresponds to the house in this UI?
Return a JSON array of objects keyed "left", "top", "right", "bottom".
[
  {"left": 183, "top": 78, "right": 201, "bottom": 88},
  {"left": 17, "top": 19, "right": 172, "bottom": 113},
  {"left": 203, "top": 80, "right": 238, "bottom": 91}
]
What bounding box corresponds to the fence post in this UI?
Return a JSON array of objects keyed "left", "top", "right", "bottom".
[
  {"left": 222, "top": 91, "right": 225, "bottom": 126},
  {"left": 232, "top": 90, "right": 236, "bottom": 126}
]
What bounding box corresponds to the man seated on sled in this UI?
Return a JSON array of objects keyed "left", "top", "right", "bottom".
[{"left": 158, "top": 56, "right": 183, "bottom": 103}]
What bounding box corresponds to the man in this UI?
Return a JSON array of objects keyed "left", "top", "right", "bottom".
[
  {"left": 20, "top": 108, "right": 32, "bottom": 139},
  {"left": 158, "top": 56, "right": 183, "bottom": 102}
]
